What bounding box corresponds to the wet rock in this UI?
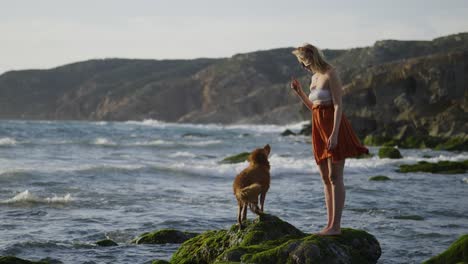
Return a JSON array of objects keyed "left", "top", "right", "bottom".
[
  {"left": 0, "top": 256, "right": 62, "bottom": 264},
  {"left": 281, "top": 129, "right": 296, "bottom": 136},
  {"left": 393, "top": 215, "right": 424, "bottom": 221},
  {"left": 170, "top": 213, "right": 381, "bottom": 264},
  {"left": 219, "top": 152, "right": 250, "bottom": 164},
  {"left": 369, "top": 175, "right": 391, "bottom": 181},
  {"left": 378, "top": 147, "right": 402, "bottom": 159},
  {"left": 96, "top": 239, "right": 118, "bottom": 247},
  {"left": 132, "top": 229, "right": 199, "bottom": 244},
  {"left": 423, "top": 234, "right": 468, "bottom": 264},
  {"left": 397, "top": 160, "right": 468, "bottom": 174}
]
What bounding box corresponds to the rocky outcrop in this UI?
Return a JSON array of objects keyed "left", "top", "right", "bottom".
[
  {"left": 169, "top": 214, "right": 381, "bottom": 264},
  {"left": 378, "top": 147, "right": 403, "bottom": 159},
  {"left": 0, "top": 256, "right": 62, "bottom": 264},
  {"left": 397, "top": 160, "right": 468, "bottom": 174},
  {"left": 423, "top": 234, "right": 468, "bottom": 264},
  {"left": 0, "top": 32, "right": 467, "bottom": 140},
  {"left": 131, "top": 229, "right": 199, "bottom": 244}
]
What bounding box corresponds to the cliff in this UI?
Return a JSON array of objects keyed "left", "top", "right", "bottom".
[{"left": 1, "top": 32, "right": 467, "bottom": 138}]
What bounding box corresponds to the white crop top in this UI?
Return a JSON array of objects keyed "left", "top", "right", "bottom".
[{"left": 309, "top": 87, "right": 332, "bottom": 102}]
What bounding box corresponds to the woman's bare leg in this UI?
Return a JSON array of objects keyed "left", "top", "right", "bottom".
[
  {"left": 316, "top": 160, "right": 333, "bottom": 232},
  {"left": 319, "top": 158, "right": 345, "bottom": 235}
]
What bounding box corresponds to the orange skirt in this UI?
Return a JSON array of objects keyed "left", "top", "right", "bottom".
[{"left": 312, "top": 104, "right": 369, "bottom": 165}]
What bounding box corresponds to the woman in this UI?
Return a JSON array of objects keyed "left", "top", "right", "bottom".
[{"left": 290, "top": 43, "right": 369, "bottom": 236}]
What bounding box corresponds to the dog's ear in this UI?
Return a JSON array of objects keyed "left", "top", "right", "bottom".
[{"left": 263, "top": 144, "right": 271, "bottom": 156}]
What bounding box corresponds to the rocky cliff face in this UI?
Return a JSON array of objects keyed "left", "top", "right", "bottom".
[
  {"left": 0, "top": 32, "right": 467, "bottom": 139},
  {"left": 342, "top": 50, "right": 467, "bottom": 138}
]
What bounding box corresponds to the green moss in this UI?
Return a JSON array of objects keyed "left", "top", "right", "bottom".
[
  {"left": 96, "top": 239, "right": 118, "bottom": 247},
  {"left": 369, "top": 175, "right": 391, "bottom": 181},
  {"left": 219, "top": 152, "right": 250, "bottom": 164},
  {"left": 435, "top": 137, "right": 468, "bottom": 151},
  {"left": 171, "top": 214, "right": 381, "bottom": 264},
  {"left": 132, "top": 229, "right": 198, "bottom": 244},
  {"left": 378, "top": 147, "right": 402, "bottom": 159},
  {"left": 241, "top": 228, "right": 380, "bottom": 264},
  {"left": 393, "top": 215, "right": 424, "bottom": 220},
  {"left": 397, "top": 160, "right": 468, "bottom": 174},
  {"left": 423, "top": 234, "right": 468, "bottom": 264},
  {"left": 362, "top": 134, "right": 467, "bottom": 151},
  {"left": 171, "top": 230, "right": 231, "bottom": 264}
]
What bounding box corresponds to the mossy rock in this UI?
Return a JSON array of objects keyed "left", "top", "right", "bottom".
[
  {"left": 423, "top": 234, "right": 468, "bottom": 264},
  {"left": 393, "top": 215, "right": 424, "bottom": 220},
  {"left": 219, "top": 152, "right": 250, "bottom": 164},
  {"left": 281, "top": 129, "right": 296, "bottom": 136},
  {"left": 435, "top": 137, "right": 468, "bottom": 151},
  {"left": 369, "top": 175, "right": 391, "bottom": 181},
  {"left": 132, "top": 229, "right": 199, "bottom": 244},
  {"left": 0, "top": 256, "right": 57, "bottom": 264},
  {"left": 378, "top": 147, "right": 402, "bottom": 159},
  {"left": 170, "top": 213, "right": 381, "bottom": 264},
  {"left": 96, "top": 239, "right": 118, "bottom": 247},
  {"left": 397, "top": 160, "right": 468, "bottom": 174},
  {"left": 363, "top": 134, "right": 467, "bottom": 151}
]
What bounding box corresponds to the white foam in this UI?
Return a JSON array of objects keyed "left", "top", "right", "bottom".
[
  {"left": 184, "top": 140, "right": 223, "bottom": 146},
  {"left": 463, "top": 177, "right": 468, "bottom": 184},
  {"left": 169, "top": 151, "right": 197, "bottom": 158},
  {"left": 0, "top": 137, "right": 17, "bottom": 146},
  {"left": 93, "top": 137, "right": 116, "bottom": 146},
  {"left": 1, "top": 190, "right": 73, "bottom": 204},
  {"left": 123, "top": 119, "right": 310, "bottom": 134},
  {"left": 133, "top": 139, "right": 174, "bottom": 146},
  {"left": 131, "top": 139, "right": 222, "bottom": 147}
]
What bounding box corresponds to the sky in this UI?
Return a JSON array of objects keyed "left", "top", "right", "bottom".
[{"left": 1, "top": 0, "right": 467, "bottom": 74}]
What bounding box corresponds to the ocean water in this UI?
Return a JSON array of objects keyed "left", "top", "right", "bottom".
[{"left": 0, "top": 120, "right": 467, "bottom": 264}]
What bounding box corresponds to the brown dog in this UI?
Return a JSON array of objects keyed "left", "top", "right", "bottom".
[{"left": 232, "top": 144, "right": 271, "bottom": 227}]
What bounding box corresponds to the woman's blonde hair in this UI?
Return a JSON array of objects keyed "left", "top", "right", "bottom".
[{"left": 292, "top": 43, "right": 332, "bottom": 73}]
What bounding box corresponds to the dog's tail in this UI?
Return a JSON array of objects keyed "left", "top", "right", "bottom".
[{"left": 236, "top": 183, "right": 262, "bottom": 201}]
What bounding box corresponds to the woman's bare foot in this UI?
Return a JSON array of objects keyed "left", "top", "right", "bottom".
[
  {"left": 317, "top": 227, "right": 341, "bottom": 236},
  {"left": 314, "top": 225, "right": 331, "bottom": 235}
]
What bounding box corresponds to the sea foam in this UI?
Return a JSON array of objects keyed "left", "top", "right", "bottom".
[
  {"left": 0, "top": 137, "right": 17, "bottom": 146},
  {"left": 1, "top": 190, "right": 73, "bottom": 204},
  {"left": 124, "top": 119, "right": 309, "bottom": 133}
]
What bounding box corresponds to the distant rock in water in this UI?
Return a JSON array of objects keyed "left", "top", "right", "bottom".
[
  {"left": 219, "top": 152, "right": 250, "bottom": 164},
  {"left": 280, "top": 129, "right": 296, "bottom": 136},
  {"left": 369, "top": 175, "right": 391, "bottom": 181},
  {"left": 169, "top": 214, "right": 381, "bottom": 264},
  {"left": 131, "top": 229, "right": 199, "bottom": 244},
  {"left": 397, "top": 160, "right": 468, "bottom": 174},
  {"left": 378, "top": 146, "right": 402, "bottom": 159},
  {"left": 0, "top": 256, "right": 63, "bottom": 264},
  {"left": 422, "top": 234, "right": 468, "bottom": 264},
  {"left": 95, "top": 239, "right": 118, "bottom": 247}
]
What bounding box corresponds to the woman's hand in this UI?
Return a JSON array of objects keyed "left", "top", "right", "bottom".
[
  {"left": 327, "top": 133, "right": 338, "bottom": 150},
  {"left": 290, "top": 77, "right": 302, "bottom": 94}
]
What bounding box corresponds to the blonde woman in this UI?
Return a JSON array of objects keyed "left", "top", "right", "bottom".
[{"left": 290, "top": 44, "right": 369, "bottom": 236}]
